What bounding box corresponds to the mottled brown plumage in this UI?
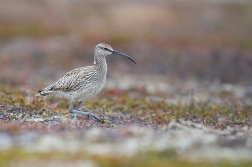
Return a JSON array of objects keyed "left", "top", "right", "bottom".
[{"left": 36, "top": 43, "right": 136, "bottom": 122}]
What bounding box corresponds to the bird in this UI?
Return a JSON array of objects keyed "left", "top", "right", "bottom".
[{"left": 36, "top": 43, "right": 136, "bottom": 123}]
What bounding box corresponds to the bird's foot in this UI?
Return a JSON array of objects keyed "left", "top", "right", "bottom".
[{"left": 87, "top": 113, "right": 103, "bottom": 123}]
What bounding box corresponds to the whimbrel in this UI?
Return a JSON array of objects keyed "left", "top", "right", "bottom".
[{"left": 36, "top": 43, "right": 136, "bottom": 122}]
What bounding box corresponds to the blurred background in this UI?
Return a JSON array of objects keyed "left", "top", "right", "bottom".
[{"left": 0, "top": 0, "right": 252, "bottom": 89}]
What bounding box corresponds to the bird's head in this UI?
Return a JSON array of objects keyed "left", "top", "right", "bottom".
[{"left": 95, "top": 43, "right": 137, "bottom": 64}]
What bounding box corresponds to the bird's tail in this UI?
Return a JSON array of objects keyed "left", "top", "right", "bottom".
[{"left": 36, "top": 90, "right": 50, "bottom": 97}]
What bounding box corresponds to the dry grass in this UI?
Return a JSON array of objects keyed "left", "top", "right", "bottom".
[
  {"left": 1, "top": 0, "right": 252, "bottom": 166},
  {"left": 1, "top": 81, "right": 252, "bottom": 165}
]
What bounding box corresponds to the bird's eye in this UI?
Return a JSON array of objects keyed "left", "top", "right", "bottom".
[{"left": 104, "top": 48, "right": 109, "bottom": 51}]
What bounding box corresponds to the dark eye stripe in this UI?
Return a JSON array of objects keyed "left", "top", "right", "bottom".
[{"left": 104, "top": 48, "right": 110, "bottom": 51}]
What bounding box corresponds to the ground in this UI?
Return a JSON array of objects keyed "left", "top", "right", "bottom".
[
  {"left": 1, "top": 76, "right": 252, "bottom": 166},
  {"left": 1, "top": 0, "right": 252, "bottom": 166}
]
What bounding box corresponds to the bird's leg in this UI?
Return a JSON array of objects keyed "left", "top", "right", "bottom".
[
  {"left": 73, "top": 101, "right": 83, "bottom": 120},
  {"left": 75, "top": 101, "right": 82, "bottom": 110},
  {"left": 68, "top": 101, "right": 102, "bottom": 122}
]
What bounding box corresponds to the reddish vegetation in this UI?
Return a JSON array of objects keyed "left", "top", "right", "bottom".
[{"left": 0, "top": 1, "right": 252, "bottom": 164}]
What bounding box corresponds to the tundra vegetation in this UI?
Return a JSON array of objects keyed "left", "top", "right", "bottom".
[{"left": 0, "top": 0, "right": 252, "bottom": 166}]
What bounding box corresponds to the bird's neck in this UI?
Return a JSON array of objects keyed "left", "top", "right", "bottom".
[{"left": 94, "top": 54, "right": 107, "bottom": 70}]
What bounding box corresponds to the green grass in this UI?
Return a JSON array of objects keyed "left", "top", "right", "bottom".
[
  {"left": 0, "top": 22, "right": 69, "bottom": 39},
  {"left": 0, "top": 149, "right": 251, "bottom": 167},
  {"left": 0, "top": 84, "right": 252, "bottom": 166},
  {"left": 0, "top": 85, "right": 251, "bottom": 128}
]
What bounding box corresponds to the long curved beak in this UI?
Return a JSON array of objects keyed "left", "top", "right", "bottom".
[{"left": 112, "top": 50, "right": 137, "bottom": 64}]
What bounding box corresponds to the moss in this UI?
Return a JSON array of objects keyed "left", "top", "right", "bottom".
[
  {"left": 109, "top": 34, "right": 133, "bottom": 45},
  {"left": 0, "top": 84, "right": 252, "bottom": 165},
  {"left": 1, "top": 85, "right": 251, "bottom": 129},
  {"left": 0, "top": 22, "right": 69, "bottom": 39},
  {"left": 0, "top": 149, "right": 251, "bottom": 167}
]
